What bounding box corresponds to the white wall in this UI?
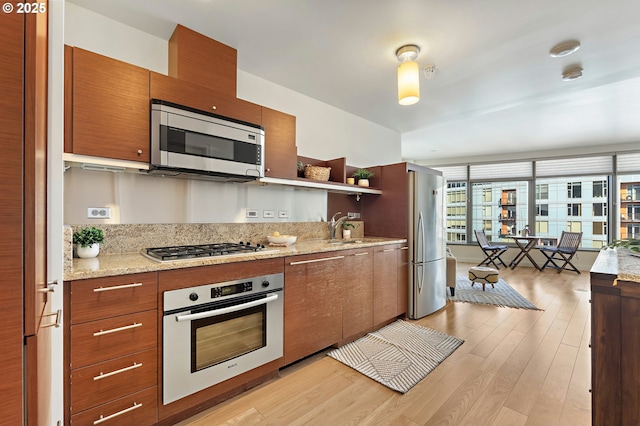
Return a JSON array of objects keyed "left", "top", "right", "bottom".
[{"left": 63, "top": 3, "right": 401, "bottom": 225}]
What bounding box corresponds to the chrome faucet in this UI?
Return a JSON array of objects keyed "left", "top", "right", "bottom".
[{"left": 328, "top": 211, "right": 349, "bottom": 240}]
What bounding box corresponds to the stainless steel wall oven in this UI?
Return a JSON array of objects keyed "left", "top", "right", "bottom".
[{"left": 162, "top": 273, "right": 283, "bottom": 404}]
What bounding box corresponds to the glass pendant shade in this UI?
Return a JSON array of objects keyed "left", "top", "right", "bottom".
[{"left": 397, "top": 61, "right": 420, "bottom": 105}]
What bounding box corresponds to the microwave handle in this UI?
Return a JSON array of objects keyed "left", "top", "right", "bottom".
[{"left": 174, "top": 293, "right": 279, "bottom": 322}]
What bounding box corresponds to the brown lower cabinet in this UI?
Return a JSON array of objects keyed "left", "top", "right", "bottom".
[
  {"left": 284, "top": 243, "right": 403, "bottom": 365},
  {"left": 590, "top": 250, "right": 640, "bottom": 425},
  {"left": 65, "top": 272, "right": 158, "bottom": 425}
]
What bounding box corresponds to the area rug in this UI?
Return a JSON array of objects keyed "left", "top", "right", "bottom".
[
  {"left": 327, "top": 320, "right": 464, "bottom": 393},
  {"left": 451, "top": 274, "right": 541, "bottom": 310}
]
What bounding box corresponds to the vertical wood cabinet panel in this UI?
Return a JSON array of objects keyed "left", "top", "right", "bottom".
[
  {"left": 284, "top": 253, "right": 344, "bottom": 365},
  {"left": 168, "top": 24, "right": 237, "bottom": 97},
  {"left": 0, "top": 9, "right": 25, "bottom": 425},
  {"left": 262, "top": 106, "right": 297, "bottom": 179},
  {"left": 68, "top": 47, "right": 150, "bottom": 162},
  {"left": 342, "top": 248, "right": 374, "bottom": 339},
  {"left": 373, "top": 245, "right": 399, "bottom": 325}
]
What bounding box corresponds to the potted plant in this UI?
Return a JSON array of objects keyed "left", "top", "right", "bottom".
[
  {"left": 297, "top": 160, "right": 305, "bottom": 177},
  {"left": 607, "top": 238, "right": 640, "bottom": 253},
  {"left": 352, "top": 168, "right": 374, "bottom": 187},
  {"left": 342, "top": 221, "right": 355, "bottom": 239},
  {"left": 73, "top": 226, "right": 105, "bottom": 258}
]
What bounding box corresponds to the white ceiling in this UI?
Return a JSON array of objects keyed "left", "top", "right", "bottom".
[{"left": 68, "top": 0, "right": 640, "bottom": 162}]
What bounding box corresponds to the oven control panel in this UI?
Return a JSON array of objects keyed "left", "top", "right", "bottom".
[{"left": 163, "top": 273, "right": 284, "bottom": 312}]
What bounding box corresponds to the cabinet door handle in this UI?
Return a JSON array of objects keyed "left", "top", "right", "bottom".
[
  {"left": 93, "top": 282, "right": 143, "bottom": 292},
  {"left": 382, "top": 248, "right": 396, "bottom": 252},
  {"left": 353, "top": 252, "right": 369, "bottom": 256},
  {"left": 400, "top": 246, "right": 409, "bottom": 250},
  {"left": 41, "top": 309, "right": 62, "bottom": 328},
  {"left": 211, "top": 105, "right": 217, "bottom": 110},
  {"left": 289, "top": 255, "right": 345, "bottom": 265},
  {"left": 93, "top": 402, "right": 142, "bottom": 425},
  {"left": 94, "top": 362, "right": 142, "bottom": 381},
  {"left": 93, "top": 322, "right": 142, "bottom": 337}
]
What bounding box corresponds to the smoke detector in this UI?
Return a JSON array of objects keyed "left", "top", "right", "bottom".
[
  {"left": 562, "top": 66, "right": 583, "bottom": 81},
  {"left": 550, "top": 40, "right": 581, "bottom": 58}
]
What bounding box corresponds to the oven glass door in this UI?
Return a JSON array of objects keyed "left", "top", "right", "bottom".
[{"left": 192, "top": 303, "right": 266, "bottom": 372}]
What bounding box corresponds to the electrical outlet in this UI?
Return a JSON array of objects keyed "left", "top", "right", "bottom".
[
  {"left": 263, "top": 210, "right": 275, "bottom": 218},
  {"left": 347, "top": 212, "right": 361, "bottom": 219},
  {"left": 246, "top": 209, "right": 259, "bottom": 218},
  {"left": 278, "top": 210, "right": 289, "bottom": 218},
  {"left": 87, "top": 207, "right": 111, "bottom": 219}
]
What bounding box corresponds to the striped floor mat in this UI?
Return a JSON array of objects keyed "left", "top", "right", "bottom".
[
  {"left": 328, "top": 320, "right": 463, "bottom": 393},
  {"left": 451, "top": 275, "right": 541, "bottom": 310}
]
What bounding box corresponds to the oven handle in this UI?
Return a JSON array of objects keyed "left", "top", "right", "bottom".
[{"left": 174, "top": 293, "right": 279, "bottom": 322}]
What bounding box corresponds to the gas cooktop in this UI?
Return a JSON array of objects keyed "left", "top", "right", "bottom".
[{"left": 144, "top": 242, "right": 272, "bottom": 262}]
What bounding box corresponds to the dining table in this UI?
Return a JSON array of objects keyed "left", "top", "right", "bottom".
[{"left": 509, "top": 235, "right": 544, "bottom": 270}]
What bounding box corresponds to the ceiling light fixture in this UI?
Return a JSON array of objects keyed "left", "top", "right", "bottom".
[
  {"left": 549, "top": 40, "right": 581, "bottom": 58},
  {"left": 396, "top": 44, "right": 421, "bottom": 105},
  {"left": 562, "top": 65, "right": 583, "bottom": 81}
]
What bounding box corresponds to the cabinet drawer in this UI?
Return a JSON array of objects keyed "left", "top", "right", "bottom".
[
  {"left": 71, "top": 348, "right": 157, "bottom": 414},
  {"left": 71, "top": 310, "right": 157, "bottom": 369},
  {"left": 70, "top": 272, "right": 157, "bottom": 324},
  {"left": 70, "top": 386, "right": 157, "bottom": 426}
]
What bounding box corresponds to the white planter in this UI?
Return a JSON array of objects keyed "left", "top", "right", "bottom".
[
  {"left": 342, "top": 229, "right": 351, "bottom": 239},
  {"left": 358, "top": 178, "right": 370, "bottom": 187},
  {"left": 76, "top": 243, "right": 100, "bottom": 258}
]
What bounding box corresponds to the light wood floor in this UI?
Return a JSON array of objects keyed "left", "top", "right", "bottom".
[{"left": 176, "top": 262, "right": 592, "bottom": 426}]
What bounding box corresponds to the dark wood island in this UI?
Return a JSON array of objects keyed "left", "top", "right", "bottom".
[{"left": 590, "top": 248, "right": 640, "bottom": 425}]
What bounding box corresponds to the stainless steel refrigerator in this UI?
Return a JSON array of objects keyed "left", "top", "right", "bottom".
[{"left": 407, "top": 169, "right": 447, "bottom": 319}]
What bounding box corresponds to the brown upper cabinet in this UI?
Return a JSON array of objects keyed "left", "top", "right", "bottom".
[
  {"left": 169, "top": 24, "right": 237, "bottom": 97},
  {"left": 261, "top": 107, "right": 297, "bottom": 179},
  {"left": 65, "top": 46, "right": 150, "bottom": 162},
  {"left": 149, "top": 71, "right": 262, "bottom": 125}
]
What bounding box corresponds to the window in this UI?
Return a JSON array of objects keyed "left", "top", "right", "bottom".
[
  {"left": 472, "top": 181, "right": 528, "bottom": 241},
  {"left": 567, "top": 221, "right": 582, "bottom": 232},
  {"left": 536, "top": 184, "right": 549, "bottom": 200},
  {"left": 536, "top": 221, "right": 549, "bottom": 234},
  {"left": 445, "top": 182, "right": 467, "bottom": 243},
  {"left": 593, "top": 221, "right": 607, "bottom": 235},
  {"left": 593, "top": 203, "right": 607, "bottom": 216},
  {"left": 567, "top": 182, "right": 582, "bottom": 198},
  {"left": 616, "top": 174, "right": 640, "bottom": 239},
  {"left": 568, "top": 203, "right": 582, "bottom": 216},
  {"left": 593, "top": 180, "right": 608, "bottom": 198},
  {"left": 536, "top": 204, "right": 549, "bottom": 216}
]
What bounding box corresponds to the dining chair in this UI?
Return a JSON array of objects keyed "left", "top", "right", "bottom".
[
  {"left": 539, "top": 231, "right": 582, "bottom": 273},
  {"left": 474, "top": 230, "right": 508, "bottom": 269}
]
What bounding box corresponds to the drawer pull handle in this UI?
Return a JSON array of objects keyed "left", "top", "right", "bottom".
[
  {"left": 94, "top": 362, "right": 142, "bottom": 381},
  {"left": 383, "top": 248, "right": 396, "bottom": 252},
  {"left": 93, "top": 282, "right": 143, "bottom": 292},
  {"left": 93, "top": 322, "right": 142, "bottom": 337},
  {"left": 93, "top": 402, "right": 142, "bottom": 425},
  {"left": 290, "top": 255, "right": 344, "bottom": 265},
  {"left": 354, "top": 252, "right": 369, "bottom": 256},
  {"left": 41, "top": 309, "right": 62, "bottom": 328},
  {"left": 400, "top": 246, "right": 409, "bottom": 250}
]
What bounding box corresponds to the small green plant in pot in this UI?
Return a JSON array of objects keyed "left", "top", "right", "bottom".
[
  {"left": 73, "top": 226, "right": 104, "bottom": 258},
  {"left": 352, "top": 168, "right": 374, "bottom": 187},
  {"left": 342, "top": 221, "right": 355, "bottom": 239},
  {"left": 297, "top": 160, "right": 305, "bottom": 177}
]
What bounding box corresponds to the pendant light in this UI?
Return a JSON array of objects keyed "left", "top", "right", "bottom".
[{"left": 396, "top": 45, "right": 420, "bottom": 105}]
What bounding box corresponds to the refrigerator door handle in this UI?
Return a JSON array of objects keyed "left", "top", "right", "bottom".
[
  {"left": 417, "top": 211, "right": 425, "bottom": 263},
  {"left": 416, "top": 263, "right": 424, "bottom": 292}
]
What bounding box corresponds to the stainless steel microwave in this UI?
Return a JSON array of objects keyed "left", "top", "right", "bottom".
[{"left": 149, "top": 100, "right": 264, "bottom": 181}]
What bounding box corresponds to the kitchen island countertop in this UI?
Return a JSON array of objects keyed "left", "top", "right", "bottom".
[{"left": 65, "top": 237, "right": 407, "bottom": 281}]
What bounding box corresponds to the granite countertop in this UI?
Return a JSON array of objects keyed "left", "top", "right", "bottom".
[
  {"left": 65, "top": 237, "right": 407, "bottom": 281},
  {"left": 591, "top": 248, "right": 640, "bottom": 283}
]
